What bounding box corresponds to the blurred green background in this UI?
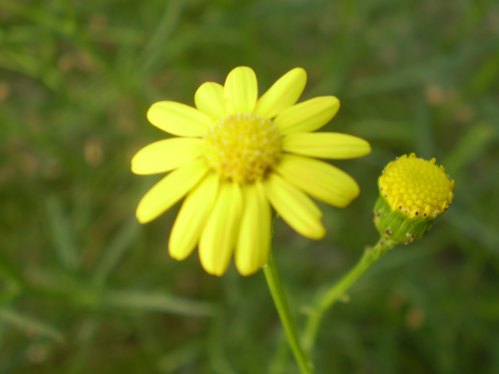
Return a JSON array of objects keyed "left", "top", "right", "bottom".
[{"left": 1, "top": 0, "right": 499, "bottom": 373}]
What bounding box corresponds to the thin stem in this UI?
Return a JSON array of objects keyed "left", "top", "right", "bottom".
[
  {"left": 303, "top": 238, "right": 397, "bottom": 353},
  {"left": 264, "top": 250, "right": 313, "bottom": 374}
]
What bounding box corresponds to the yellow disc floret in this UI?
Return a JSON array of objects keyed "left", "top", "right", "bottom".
[
  {"left": 203, "top": 113, "right": 281, "bottom": 183},
  {"left": 378, "top": 153, "right": 454, "bottom": 218}
]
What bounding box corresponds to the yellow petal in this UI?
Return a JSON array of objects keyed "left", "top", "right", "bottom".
[
  {"left": 194, "top": 82, "right": 225, "bottom": 120},
  {"left": 131, "top": 138, "right": 203, "bottom": 175},
  {"left": 282, "top": 132, "right": 371, "bottom": 159},
  {"left": 274, "top": 96, "right": 340, "bottom": 135},
  {"left": 136, "top": 160, "right": 208, "bottom": 223},
  {"left": 235, "top": 183, "right": 271, "bottom": 276},
  {"left": 224, "top": 66, "right": 258, "bottom": 115},
  {"left": 263, "top": 173, "right": 325, "bottom": 240},
  {"left": 275, "top": 155, "right": 360, "bottom": 208},
  {"left": 254, "top": 67, "right": 307, "bottom": 118},
  {"left": 147, "top": 101, "right": 212, "bottom": 137},
  {"left": 169, "top": 173, "right": 219, "bottom": 261},
  {"left": 199, "top": 182, "right": 243, "bottom": 276}
]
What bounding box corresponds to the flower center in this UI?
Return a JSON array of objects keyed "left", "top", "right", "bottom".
[
  {"left": 378, "top": 153, "right": 454, "bottom": 218},
  {"left": 203, "top": 113, "right": 281, "bottom": 183}
]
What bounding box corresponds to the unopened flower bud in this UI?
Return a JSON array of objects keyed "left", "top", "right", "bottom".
[{"left": 374, "top": 153, "right": 454, "bottom": 244}]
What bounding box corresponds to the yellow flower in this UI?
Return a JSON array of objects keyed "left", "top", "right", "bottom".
[
  {"left": 132, "top": 66, "right": 371, "bottom": 276},
  {"left": 374, "top": 153, "right": 454, "bottom": 244}
]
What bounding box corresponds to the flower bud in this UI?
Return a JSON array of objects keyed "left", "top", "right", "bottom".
[{"left": 373, "top": 153, "right": 454, "bottom": 244}]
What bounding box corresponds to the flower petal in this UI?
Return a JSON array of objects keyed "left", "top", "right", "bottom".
[
  {"left": 254, "top": 67, "right": 307, "bottom": 118},
  {"left": 199, "top": 182, "right": 243, "bottom": 276},
  {"left": 169, "top": 173, "right": 219, "bottom": 261},
  {"left": 263, "top": 173, "right": 325, "bottom": 240},
  {"left": 235, "top": 183, "right": 271, "bottom": 276},
  {"left": 194, "top": 82, "right": 225, "bottom": 120},
  {"left": 136, "top": 160, "right": 208, "bottom": 223},
  {"left": 147, "top": 101, "right": 212, "bottom": 137},
  {"left": 274, "top": 96, "right": 340, "bottom": 135},
  {"left": 282, "top": 132, "right": 371, "bottom": 159},
  {"left": 275, "top": 155, "right": 360, "bottom": 208},
  {"left": 224, "top": 66, "right": 258, "bottom": 115},
  {"left": 131, "top": 138, "right": 204, "bottom": 175}
]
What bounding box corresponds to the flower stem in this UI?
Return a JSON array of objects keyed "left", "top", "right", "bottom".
[
  {"left": 303, "top": 238, "right": 397, "bottom": 353},
  {"left": 264, "top": 250, "right": 313, "bottom": 374}
]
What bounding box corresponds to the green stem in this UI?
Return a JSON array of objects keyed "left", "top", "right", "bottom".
[
  {"left": 303, "top": 238, "right": 397, "bottom": 353},
  {"left": 264, "top": 250, "right": 313, "bottom": 374}
]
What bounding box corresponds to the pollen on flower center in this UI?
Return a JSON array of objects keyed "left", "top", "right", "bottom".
[
  {"left": 379, "top": 153, "right": 454, "bottom": 218},
  {"left": 203, "top": 113, "right": 281, "bottom": 183}
]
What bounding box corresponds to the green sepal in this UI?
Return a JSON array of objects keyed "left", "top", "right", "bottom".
[{"left": 373, "top": 196, "right": 433, "bottom": 245}]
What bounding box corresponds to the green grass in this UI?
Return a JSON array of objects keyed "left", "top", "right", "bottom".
[{"left": 1, "top": 0, "right": 499, "bottom": 372}]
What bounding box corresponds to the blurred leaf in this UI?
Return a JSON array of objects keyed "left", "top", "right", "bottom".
[
  {"left": 0, "top": 307, "right": 64, "bottom": 343},
  {"left": 207, "top": 310, "right": 237, "bottom": 374},
  {"left": 468, "top": 49, "right": 499, "bottom": 95},
  {"left": 102, "top": 289, "right": 215, "bottom": 317},
  {"left": 138, "top": 0, "right": 185, "bottom": 74},
  {"left": 156, "top": 342, "right": 202, "bottom": 373},
  {"left": 348, "top": 42, "right": 493, "bottom": 97},
  {"left": 443, "top": 122, "right": 496, "bottom": 176},
  {"left": 92, "top": 218, "right": 141, "bottom": 286},
  {"left": 0, "top": 257, "right": 23, "bottom": 304},
  {"left": 44, "top": 196, "right": 79, "bottom": 271},
  {"left": 412, "top": 94, "right": 434, "bottom": 157},
  {"left": 447, "top": 205, "right": 499, "bottom": 255}
]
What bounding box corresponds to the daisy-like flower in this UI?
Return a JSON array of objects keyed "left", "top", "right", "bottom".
[{"left": 132, "top": 67, "right": 370, "bottom": 276}]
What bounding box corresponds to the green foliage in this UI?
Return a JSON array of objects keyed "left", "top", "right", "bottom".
[{"left": 1, "top": 0, "right": 498, "bottom": 372}]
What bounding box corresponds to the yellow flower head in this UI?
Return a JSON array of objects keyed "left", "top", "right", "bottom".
[
  {"left": 379, "top": 153, "right": 454, "bottom": 218},
  {"left": 374, "top": 153, "right": 454, "bottom": 244},
  {"left": 132, "top": 66, "right": 371, "bottom": 276}
]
